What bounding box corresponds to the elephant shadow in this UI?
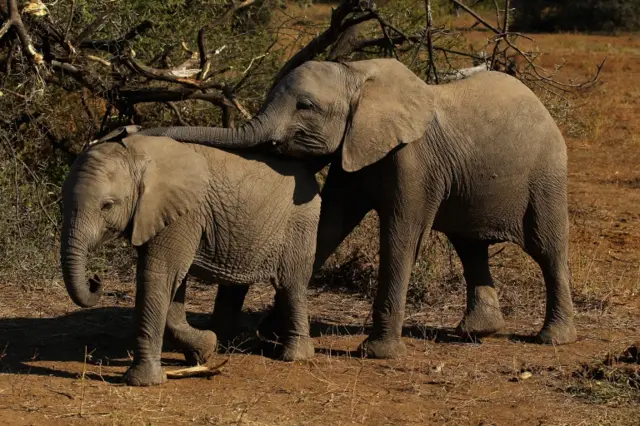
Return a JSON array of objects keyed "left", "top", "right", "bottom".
[
  {"left": 307, "top": 321, "right": 479, "bottom": 357},
  {"left": 0, "top": 306, "right": 217, "bottom": 384},
  {"left": 0, "top": 307, "right": 521, "bottom": 383}
]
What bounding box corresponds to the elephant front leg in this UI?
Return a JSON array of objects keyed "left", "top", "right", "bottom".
[
  {"left": 274, "top": 231, "right": 316, "bottom": 361},
  {"left": 274, "top": 285, "right": 314, "bottom": 361},
  {"left": 360, "top": 214, "right": 431, "bottom": 359},
  {"left": 166, "top": 278, "right": 218, "bottom": 366},
  {"left": 124, "top": 263, "right": 172, "bottom": 386}
]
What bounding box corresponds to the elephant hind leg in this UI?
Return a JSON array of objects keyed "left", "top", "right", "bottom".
[
  {"left": 210, "top": 284, "right": 249, "bottom": 349},
  {"left": 448, "top": 237, "right": 505, "bottom": 337},
  {"left": 523, "top": 191, "right": 576, "bottom": 345},
  {"left": 166, "top": 278, "right": 218, "bottom": 366}
]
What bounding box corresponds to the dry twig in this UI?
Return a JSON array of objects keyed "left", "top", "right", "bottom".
[{"left": 165, "top": 359, "right": 229, "bottom": 379}]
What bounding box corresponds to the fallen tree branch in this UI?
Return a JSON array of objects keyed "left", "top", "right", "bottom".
[
  {"left": 117, "top": 88, "right": 227, "bottom": 106},
  {"left": 163, "top": 102, "right": 190, "bottom": 126},
  {"left": 122, "top": 56, "right": 224, "bottom": 90},
  {"left": 222, "top": 85, "right": 251, "bottom": 120},
  {"left": 0, "top": 0, "right": 42, "bottom": 65},
  {"left": 79, "top": 20, "right": 153, "bottom": 54}
]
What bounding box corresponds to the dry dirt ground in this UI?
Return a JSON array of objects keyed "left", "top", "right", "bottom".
[{"left": 1, "top": 9, "right": 640, "bottom": 426}]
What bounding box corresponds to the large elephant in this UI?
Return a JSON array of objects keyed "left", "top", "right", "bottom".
[
  {"left": 60, "top": 135, "right": 320, "bottom": 386},
  {"left": 138, "top": 58, "right": 577, "bottom": 358}
]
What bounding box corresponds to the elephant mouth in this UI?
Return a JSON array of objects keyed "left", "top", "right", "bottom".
[{"left": 88, "top": 274, "right": 103, "bottom": 295}]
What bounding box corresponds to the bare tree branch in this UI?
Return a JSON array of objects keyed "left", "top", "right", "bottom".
[
  {"left": 122, "top": 56, "right": 224, "bottom": 90},
  {"left": 164, "top": 102, "right": 190, "bottom": 126},
  {"left": 0, "top": 0, "right": 606, "bottom": 146},
  {"left": 117, "top": 88, "right": 227, "bottom": 106},
  {"left": 0, "top": 0, "right": 42, "bottom": 65},
  {"left": 440, "top": 64, "right": 488, "bottom": 82},
  {"left": 424, "top": 0, "right": 438, "bottom": 84},
  {"left": 207, "top": 0, "right": 257, "bottom": 29},
  {"left": 72, "top": 4, "right": 118, "bottom": 45},
  {"left": 196, "top": 28, "right": 211, "bottom": 80},
  {"left": 64, "top": 0, "right": 76, "bottom": 42},
  {"left": 327, "top": 21, "right": 362, "bottom": 61},
  {"left": 450, "top": 0, "right": 501, "bottom": 34},
  {"left": 271, "top": 0, "right": 376, "bottom": 88},
  {"left": 79, "top": 21, "right": 153, "bottom": 54}
]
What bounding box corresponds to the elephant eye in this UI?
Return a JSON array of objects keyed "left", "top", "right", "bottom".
[
  {"left": 101, "top": 201, "right": 114, "bottom": 211},
  {"left": 296, "top": 98, "right": 315, "bottom": 111}
]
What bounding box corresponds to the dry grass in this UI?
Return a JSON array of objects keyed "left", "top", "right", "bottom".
[{"left": 569, "top": 343, "right": 640, "bottom": 405}]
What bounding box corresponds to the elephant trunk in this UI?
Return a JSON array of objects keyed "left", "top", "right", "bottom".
[
  {"left": 60, "top": 214, "right": 103, "bottom": 308},
  {"left": 138, "top": 114, "right": 271, "bottom": 148}
]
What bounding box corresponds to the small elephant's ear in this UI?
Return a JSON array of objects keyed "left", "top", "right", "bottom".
[
  {"left": 341, "top": 59, "right": 437, "bottom": 172},
  {"left": 129, "top": 136, "right": 208, "bottom": 246}
]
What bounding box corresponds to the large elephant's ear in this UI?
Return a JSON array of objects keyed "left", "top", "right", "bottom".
[
  {"left": 341, "top": 59, "right": 437, "bottom": 172},
  {"left": 129, "top": 136, "right": 208, "bottom": 246}
]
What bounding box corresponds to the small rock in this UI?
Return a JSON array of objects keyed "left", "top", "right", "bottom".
[
  {"left": 509, "top": 371, "right": 533, "bottom": 382},
  {"left": 519, "top": 371, "right": 533, "bottom": 380}
]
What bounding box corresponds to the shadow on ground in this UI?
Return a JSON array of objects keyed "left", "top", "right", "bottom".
[{"left": 0, "top": 307, "right": 534, "bottom": 383}]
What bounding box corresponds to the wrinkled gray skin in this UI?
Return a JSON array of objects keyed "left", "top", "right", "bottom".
[
  {"left": 61, "top": 136, "right": 320, "bottom": 386},
  {"left": 140, "top": 58, "right": 577, "bottom": 358}
]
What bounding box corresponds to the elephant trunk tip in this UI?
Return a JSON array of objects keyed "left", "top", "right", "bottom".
[
  {"left": 73, "top": 274, "right": 103, "bottom": 308},
  {"left": 89, "top": 274, "right": 103, "bottom": 294}
]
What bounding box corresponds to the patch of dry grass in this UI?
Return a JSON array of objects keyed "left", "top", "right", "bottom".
[{"left": 569, "top": 343, "right": 640, "bottom": 404}]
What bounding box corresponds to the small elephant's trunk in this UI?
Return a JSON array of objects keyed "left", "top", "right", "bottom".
[{"left": 60, "top": 215, "right": 103, "bottom": 308}]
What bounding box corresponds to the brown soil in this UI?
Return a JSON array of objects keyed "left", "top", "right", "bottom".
[
  {"left": 1, "top": 281, "right": 638, "bottom": 425},
  {"left": 1, "top": 7, "right": 639, "bottom": 426}
]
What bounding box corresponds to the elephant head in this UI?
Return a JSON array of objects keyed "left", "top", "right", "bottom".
[
  {"left": 60, "top": 137, "right": 208, "bottom": 307},
  {"left": 139, "top": 59, "right": 436, "bottom": 172}
]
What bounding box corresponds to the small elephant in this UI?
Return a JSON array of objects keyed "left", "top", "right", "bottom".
[
  {"left": 140, "top": 58, "right": 577, "bottom": 357},
  {"left": 60, "top": 135, "right": 320, "bottom": 386}
]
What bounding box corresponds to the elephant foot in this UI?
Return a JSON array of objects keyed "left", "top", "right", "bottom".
[
  {"left": 535, "top": 320, "right": 577, "bottom": 345},
  {"left": 183, "top": 330, "right": 218, "bottom": 366},
  {"left": 280, "top": 336, "right": 315, "bottom": 361},
  {"left": 124, "top": 362, "right": 167, "bottom": 387},
  {"left": 456, "top": 286, "right": 505, "bottom": 337},
  {"left": 358, "top": 337, "right": 406, "bottom": 359},
  {"left": 456, "top": 288, "right": 505, "bottom": 337}
]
